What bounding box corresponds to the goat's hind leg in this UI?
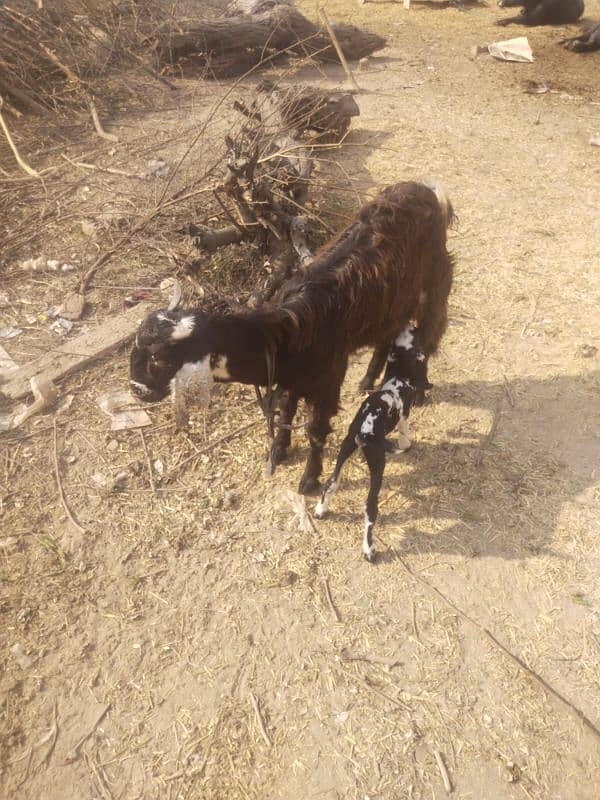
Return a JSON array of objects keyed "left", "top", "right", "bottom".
[
  {"left": 362, "top": 445, "right": 386, "bottom": 562},
  {"left": 315, "top": 435, "right": 357, "bottom": 518}
]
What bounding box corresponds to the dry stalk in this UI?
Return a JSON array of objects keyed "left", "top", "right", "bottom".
[
  {"left": 89, "top": 99, "right": 119, "bottom": 143},
  {"left": 139, "top": 429, "right": 157, "bottom": 495},
  {"left": 167, "top": 419, "right": 261, "bottom": 478},
  {"left": 0, "top": 97, "right": 40, "bottom": 177},
  {"left": 64, "top": 703, "right": 111, "bottom": 763},
  {"left": 433, "top": 749, "right": 453, "bottom": 794},
  {"left": 393, "top": 550, "right": 600, "bottom": 743},
  {"left": 53, "top": 419, "right": 86, "bottom": 535},
  {"left": 318, "top": 8, "right": 360, "bottom": 92},
  {"left": 323, "top": 577, "right": 341, "bottom": 622},
  {"left": 360, "top": 676, "right": 412, "bottom": 712},
  {"left": 249, "top": 692, "right": 272, "bottom": 747},
  {"left": 38, "top": 43, "right": 80, "bottom": 83}
]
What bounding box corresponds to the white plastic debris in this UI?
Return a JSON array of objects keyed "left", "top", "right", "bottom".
[
  {"left": 144, "top": 158, "right": 170, "bottom": 178},
  {"left": 488, "top": 37, "right": 534, "bottom": 63},
  {"left": 50, "top": 318, "right": 74, "bottom": 336},
  {"left": 0, "top": 344, "right": 18, "bottom": 377},
  {"left": 98, "top": 390, "right": 152, "bottom": 430},
  {"left": 0, "top": 327, "right": 22, "bottom": 339},
  {"left": 590, "top": 134, "right": 600, "bottom": 147}
]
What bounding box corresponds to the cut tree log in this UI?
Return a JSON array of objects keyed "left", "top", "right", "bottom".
[
  {"left": 153, "top": 1, "right": 386, "bottom": 79},
  {"left": 0, "top": 302, "right": 154, "bottom": 403}
]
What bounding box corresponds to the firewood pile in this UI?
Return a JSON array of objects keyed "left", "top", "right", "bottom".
[{"left": 184, "top": 80, "right": 360, "bottom": 304}]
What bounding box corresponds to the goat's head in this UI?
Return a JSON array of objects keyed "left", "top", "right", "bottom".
[
  {"left": 129, "top": 306, "right": 214, "bottom": 404},
  {"left": 384, "top": 324, "right": 433, "bottom": 394}
]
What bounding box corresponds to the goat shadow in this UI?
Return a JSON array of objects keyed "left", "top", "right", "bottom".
[{"left": 321, "top": 369, "right": 600, "bottom": 562}]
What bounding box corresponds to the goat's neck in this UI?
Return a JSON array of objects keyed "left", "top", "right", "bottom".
[{"left": 202, "top": 312, "right": 281, "bottom": 387}]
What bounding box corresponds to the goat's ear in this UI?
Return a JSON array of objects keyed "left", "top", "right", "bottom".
[{"left": 136, "top": 309, "right": 200, "bottom": 348}]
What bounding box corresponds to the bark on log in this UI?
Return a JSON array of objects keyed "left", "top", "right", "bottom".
[{"left": 153, "top": 3, "right": 386, "bottom": 79}]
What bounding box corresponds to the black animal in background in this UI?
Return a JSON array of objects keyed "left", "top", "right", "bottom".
[
  {"left": 497, "top": 0, "right": 584, "bottom": 26},
  {"left": 315, "top": 324, "right": 428, "bottom": 562},
  {"left": 560, "top": 20, "right": 600, "bottom": 50}
]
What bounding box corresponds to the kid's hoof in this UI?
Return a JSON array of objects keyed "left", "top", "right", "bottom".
[
  {"left": 299, "top": 476, "right": 321, "bottom": 495},
  {"left": 362, "top": 547, "right": 376, "bottom": 563}
]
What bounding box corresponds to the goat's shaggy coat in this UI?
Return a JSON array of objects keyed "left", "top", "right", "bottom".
[
  {"left": 315, "top": 324, "right": 425, "bottom": 561},
  {"left": 129, "top": 181, "right": 454, "bottom": 493}
]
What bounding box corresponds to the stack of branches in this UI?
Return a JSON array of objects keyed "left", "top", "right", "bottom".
[
  {"left": 153, "top": 0, "right": 387, "bottom": 79},
  {"left": 0, "top": 0, "right": 173, "bottom": 118},
  {"left": 184, "top": 79, "right": 360, "bottom": 305}
]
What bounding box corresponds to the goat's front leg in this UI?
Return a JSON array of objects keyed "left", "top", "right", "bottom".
[
  {"left": 299, "top": 398, "right": 337, "bottom": 495},
  {"left": 266, "top": 390, "right": 299, "bottom": 474},
  {"left": 315, "top": 435, "right": 358, "bottom": 518},
  {"left": 362, "top": 445, "right": 386, "bottom": 562},
  {"left": 359, "top": 344, "right": 389, "bottom": 391}
]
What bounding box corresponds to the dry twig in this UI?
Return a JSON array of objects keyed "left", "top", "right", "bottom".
[
  {"left": 64, "top": 704, "right": 111, "bottom": 763},
  {"left": 53, "top": 420, "right": 85, "bottom": 535},
  {"left": 318, "top": 8, "right": 360, "bottom": 92},
  {"left": 0, "top": 97, "right": 40, "bottom": 177},
  {"left": 323, "top": 577, "right": 341, "bottom": 622},
  {"left": 434, "top": 749, "right": 453, "bottom": 794},
  {"left": 139, "top": 429, "right": 157, "bottom": 495},
  {"left": 89, "top": 99, "right": 118, "bottom": 143},
  {"left": 249, "top": 692, "right": 272, "bottom": 747}
]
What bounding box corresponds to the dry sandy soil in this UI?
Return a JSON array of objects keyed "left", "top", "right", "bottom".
[{"left": 1, "top": 1, "right": 599, "bottom": 798}]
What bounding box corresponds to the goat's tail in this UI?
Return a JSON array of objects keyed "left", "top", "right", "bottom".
[{"left": 424, "top": 180, "right": 456, "bottom": 229}]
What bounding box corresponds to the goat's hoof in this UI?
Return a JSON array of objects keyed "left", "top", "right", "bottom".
[
  {"left": 362, "top": 548, "right": 376, "bottom": 563},
  {"left": 314, "top": 501, "right": 327, "bottom": 519},
  {"left": 269, "top": 444, "right": 288, "bottom": 466},
  {"left": 298, "top": 476, "right": 321, "bottom": 495}
]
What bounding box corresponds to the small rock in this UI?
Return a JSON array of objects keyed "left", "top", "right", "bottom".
[
  {"left": 579, "top": 344, "right": 598, "bottom": 358},
  {"left": 46, "top": 259, "right": 60, "bottom": 271},
  {"left": 81, "top": 220, "right": 96, "bottom": 237},
  {"left": 61, "top": 263, "right": 77, "bottom": 273},
  {"left": 58, "top": 292, "right": 85, "bottom": 321},
  {"left": 153, "top": 459, "right": 164, "bottom": 476},
  {"left": 144, "top": 158, "right": 170, "bottom": 178},
  {"left": 590, "top": 134, "right": 600, "bottom": 147},
  {"left": 0, "top": 291, "right": 10, "bottom": 307},
  {"left": 106, "top": 439, "right": 119, "bottom": 452},
  {"left": 11, "top": 643, "right": 34, "bottom": 670}
]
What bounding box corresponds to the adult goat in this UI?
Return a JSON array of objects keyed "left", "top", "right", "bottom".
[{"left": 130, "top": 181, "right": 454, "bottom": 493}]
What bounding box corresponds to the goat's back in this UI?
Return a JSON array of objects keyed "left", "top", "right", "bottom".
[{"left": 274, "top": 181, "right": 452, "bottom": 353}]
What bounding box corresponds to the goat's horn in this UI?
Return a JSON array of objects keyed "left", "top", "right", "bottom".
[{"left": 168, "top": 279, "right": 183, "bottom": 311}]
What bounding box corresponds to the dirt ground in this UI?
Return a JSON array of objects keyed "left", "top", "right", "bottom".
[{"left": 1, "top": 1, "right": 600, "bottom": 798}]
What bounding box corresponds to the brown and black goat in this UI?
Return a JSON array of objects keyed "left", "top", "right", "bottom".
[{"left": 129, "top": 181, "right": 454, "bottom": 494}]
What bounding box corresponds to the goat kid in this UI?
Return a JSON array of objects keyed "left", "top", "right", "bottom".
[
  {"left": 497, "top": 0, "right": 584, "bottom": 26},
  {"left": 315, "top": 324, "right": 426, "bottom": 562}
]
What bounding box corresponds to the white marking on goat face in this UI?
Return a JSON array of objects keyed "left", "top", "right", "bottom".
[
  {"left": 170, "top": 315, "right": 196, "bottom": 341},
  {"left": 394, "top": 325, "right": 415, "bottom": 350}
]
